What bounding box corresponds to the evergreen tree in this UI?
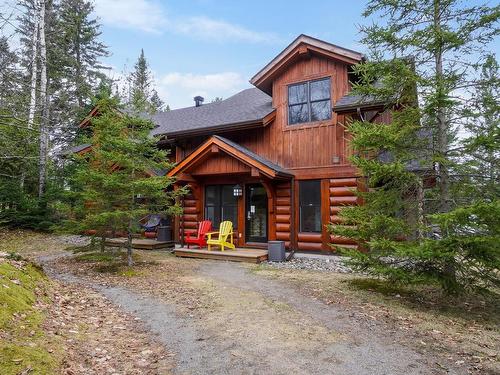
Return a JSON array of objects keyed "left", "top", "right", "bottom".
[
  {"left": 330, "top": 0, "right": 500, "bottom": 294},
  {"left": 66, "top": 97, "right": 187, "bottom": 265},
  {"left": 150, "top": 89, "right": 164, "bottom": 112},
  {"left": 461, "top": 55, "right": 500, "bottom": 201},
  {"left": 129, "top": 49, "right": 152, "bottom": 112},
  {"left": 58, "top": 0, "right": 108, "bottom": 109},
  {"left": 128, "top": 49, "right": 169, "bottom": 113}
]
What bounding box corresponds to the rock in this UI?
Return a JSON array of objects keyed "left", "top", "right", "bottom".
[{"left": 266, "top": 257, "right": 352, "bottom": 273}]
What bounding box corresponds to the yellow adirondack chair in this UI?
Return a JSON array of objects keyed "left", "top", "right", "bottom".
[{"left": 206, "top": 221, "right": 235, "bottom": 251}]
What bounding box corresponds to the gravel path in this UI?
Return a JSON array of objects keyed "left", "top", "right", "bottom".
[
  {"left": 39, "top": 253, "right": 463, "bottom": 375},
  {"left": 200, "top": 261, "right": 462, "bottom": 375}
]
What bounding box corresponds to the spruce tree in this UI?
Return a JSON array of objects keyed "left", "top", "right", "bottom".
[
  {"left": 66, "top": 97, "right": 186, "bottom": 265},
  {"left": 150, "top": 89, "right": 164, "bottom": 112},
  {"left": 330, "top": 0, "right": 500, "bottom": 293},
  {"left": 58, "top": 0, "right": 108, "bottom": 109},
  {"left": 129, "top": 49, "right": 152, "bottom": 112},
  {"left": 128, "top": 49, "right": 169, "bottom": 113}
]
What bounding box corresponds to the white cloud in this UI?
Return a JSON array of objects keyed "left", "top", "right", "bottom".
[
  {"left": 157, "top": 72, "right": 248, "bottom": 108},
  {"left": 94, "top": 0, "right": 166, "bottom": 34},
  {"left": 93, "top": 0, "right": 281, "bottom": 43},
  {"left": 173, "top": 16, "right": 281, "bottom": 43},
  {"left": 160, "top": 72, "right": 245, "bottom": 91}
]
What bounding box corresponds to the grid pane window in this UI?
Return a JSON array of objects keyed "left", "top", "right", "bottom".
[
  {"left": 204, "top": 185, "right": 238, "bottom": 229},
  {"left": 288, "top": 78, "right": 331, "bottom": 125},
  {"left": 299, "top": 180, "right": 321, "bottom": 233}
]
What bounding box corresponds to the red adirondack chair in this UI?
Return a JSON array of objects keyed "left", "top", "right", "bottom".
[{"left": 184, "top": 220, "right": 212, "bottom": 248}]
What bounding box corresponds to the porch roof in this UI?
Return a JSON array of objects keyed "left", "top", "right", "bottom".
[{"left": 168, "top": 135, "right": 293, "bottom": 180}]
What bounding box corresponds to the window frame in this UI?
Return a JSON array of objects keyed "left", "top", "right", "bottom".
[
  {"left": 204, "top": 185, "right": 238, "bottom": 229},
  {"left": 298, "top": 180, "right": 322, "bottom": 233},
  {"left": 287, "top": 77, "right": 332, "bottom": 125}
]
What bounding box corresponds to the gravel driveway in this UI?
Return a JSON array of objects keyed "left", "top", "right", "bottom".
[{"left": 39, "top": 251, "right": 465, "bottom": 375}]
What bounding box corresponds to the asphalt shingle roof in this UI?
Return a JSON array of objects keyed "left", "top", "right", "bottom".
[
  {"left": 59, "top": 143, "right": 92, "bottom": 156},
  {"left": 333, "top": 94, "right": 388, "bottom": 113},
  {"left": 150, "top": 88, "right": 273, "bottom": 137}
]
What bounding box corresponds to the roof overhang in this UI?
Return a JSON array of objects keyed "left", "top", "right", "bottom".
[
  {"left": 79, "top": 105, "right": 100, "bottom": 128},
  {"left": 157, "top": 109, "right": 275, "bottom": 140},
  {"left": 168, "top": 136, "right": 292, "bottom": 180},
  {"left": 333, "top": 100, "right": 388, "bottom": 115},
  {"left": 250, "top": 34, "right": 364, "bottom": 95}
]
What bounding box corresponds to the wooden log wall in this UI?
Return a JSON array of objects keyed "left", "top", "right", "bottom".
[
  {"left": 180, "top": 186, "right": 202, "bottom": 235},
  {"left": 274, "top": 181, "right": 291, "bottom": 248},
  {"left": 329, "top": 177, "right": 359, "bottom": 250}
]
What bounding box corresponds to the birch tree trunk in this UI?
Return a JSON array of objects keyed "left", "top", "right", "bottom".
[
  {"left": 38, "top": 0, "right": 48, "bottom": 199},
  {"left": 27, "top": 0, "right": 40, "bottom": 130},
  {"left": 22, "top": 0, "right": 40, "bottom": 191}
]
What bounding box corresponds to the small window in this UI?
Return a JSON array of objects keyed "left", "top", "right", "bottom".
[
  {"left": 288, "top": 78, "right": 331, "bottom": 125},
  {"left": 299, "top": 180, "right": 321, "bottom": 232},
  {"left": 204, "top": 185, "right": 238, "bottom": 228}
]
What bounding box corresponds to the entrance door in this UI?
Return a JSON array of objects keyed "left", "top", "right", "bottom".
[{"left": 245, "top": 184, "right": 268, "bottom": 243}]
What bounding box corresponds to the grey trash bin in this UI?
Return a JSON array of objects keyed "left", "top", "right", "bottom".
[
  {"left": 157, "top": 225, "right": 171, "bottom": 242},
  {"left": 268, "top": 241, "right": 286, "bottom": 262}
]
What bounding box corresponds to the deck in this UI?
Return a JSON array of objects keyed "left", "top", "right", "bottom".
[
  {"left": 105, "top": 238, "right": 174, "bottom": 250},
  {"left": 174, "top": 247, "right": 268, "bottom": 263}
]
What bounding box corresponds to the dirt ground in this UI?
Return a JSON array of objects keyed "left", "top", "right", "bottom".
[{"left": 1, "top": 230, "right": 499, "bottom": 375}]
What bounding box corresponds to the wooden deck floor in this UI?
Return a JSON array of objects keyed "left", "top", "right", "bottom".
[
  {"left": 105, "top": 238, "right": 174, "bottom": 250},
  {"left": 174, "top": 247, "right": 268, "bottom": 263}
]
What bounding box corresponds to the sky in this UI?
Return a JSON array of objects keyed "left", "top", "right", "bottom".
[
  {"left": 1, "top": 0, "right": 498, "bottom": 109},
  {"left": 92, "top": 0, "right": 368, "bottom": 109}
]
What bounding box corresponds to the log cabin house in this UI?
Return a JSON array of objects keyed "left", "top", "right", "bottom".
[{"left": 77, "top": 34, "right": 397, "bottom": 253}]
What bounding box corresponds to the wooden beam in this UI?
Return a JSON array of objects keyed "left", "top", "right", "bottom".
[{"left": 177, "top": 172, "right": 196, "bottom": 182}]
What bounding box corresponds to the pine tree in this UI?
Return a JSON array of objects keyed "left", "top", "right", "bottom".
[
  {"left": 462, "top": 55, "right": 500, "bottom": 201},
  {"left": 330, "top": 0, "right": 500, "bottom": 294},
  {"left": 66, "top": 97, "right": 187, "bottom": 265},
  {"left": 129, "top": 49, "right": 152, "bottom": 112},
  {"left": 150, "top": 89, "right": 164, "bottom": 112},
  {"left": 127, "top": 49, "right": 169, "bottom": 113},
  {"left": 58, "top": 0, "right": 108, "bottom": 109}
]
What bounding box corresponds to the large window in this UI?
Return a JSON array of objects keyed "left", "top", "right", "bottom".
[
  {"left": 299, "top": 180, "right": 321, "bottom": 232},
  {"left": 205, "top": 185, "right": 238, "bottom": 228},
  {"left": 288, "top": 78, "right": 331, "bottom": 125}
]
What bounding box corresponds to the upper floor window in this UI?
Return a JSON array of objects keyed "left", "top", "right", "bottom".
[{"left": 288, "top": 78, "right": 331, "bottom": 125}]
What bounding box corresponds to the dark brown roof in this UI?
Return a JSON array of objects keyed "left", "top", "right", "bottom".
[
  {"left": 150, "top": 88, "right": 273, "bottom": 138},
  {"left": 333, "top": 94, "right": 388, "bottom": 114}
]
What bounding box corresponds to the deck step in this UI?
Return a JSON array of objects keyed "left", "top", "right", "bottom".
[{"left": 174, "top": 248, "right": 268, "bottom": 263}]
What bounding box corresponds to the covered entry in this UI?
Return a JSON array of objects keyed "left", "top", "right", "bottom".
[{"left": 167, "top": 135, "right": 292, "bottom": 248}]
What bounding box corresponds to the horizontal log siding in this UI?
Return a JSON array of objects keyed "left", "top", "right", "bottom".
[
  {"left": 328, "top": 177, "right": 358, "bottom": 250},
  {"left": 274, "top": 182, "right": 291, "bottom": 248}
]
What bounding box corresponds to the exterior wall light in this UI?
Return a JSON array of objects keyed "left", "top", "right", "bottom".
[{"left": 233, "top": 184, "right": 243, "bottom": 197}]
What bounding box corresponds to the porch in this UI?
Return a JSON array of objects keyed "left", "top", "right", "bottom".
[{"left": 174, "top": 246, "right": 268, "bottom": 263}]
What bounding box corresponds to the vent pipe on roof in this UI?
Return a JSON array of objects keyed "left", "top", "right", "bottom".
[{"left": 194, "top": 96, "right": 204, "bottom": 107}]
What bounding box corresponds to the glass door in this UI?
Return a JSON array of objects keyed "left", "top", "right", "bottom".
[{"left": 245, "top": 184, "right": 268, "bottom": 243}]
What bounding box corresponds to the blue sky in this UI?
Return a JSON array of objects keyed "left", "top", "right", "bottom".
[{"left": 94, "top": 0, "right": 368, "bottom": 108}]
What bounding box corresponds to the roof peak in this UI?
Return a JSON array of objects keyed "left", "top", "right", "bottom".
[{"left": 250, "top": 34, "right": 364, "bottom": 95}]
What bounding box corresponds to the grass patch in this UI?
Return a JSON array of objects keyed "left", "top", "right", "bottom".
[
  {"left": 348, "top": 277, "right": 500, "bottom": 326},
  {"left": 0, "top": 260, "right": 61, "bottom": 374}
]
